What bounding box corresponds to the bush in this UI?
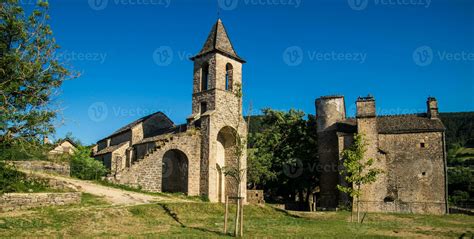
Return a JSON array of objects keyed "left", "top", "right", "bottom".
[
  {"left": 0, "top": 161, "right": 49, "bottom": 194},
  {"left": 70, "top": 146, "right": 108, "bottom": 180}
]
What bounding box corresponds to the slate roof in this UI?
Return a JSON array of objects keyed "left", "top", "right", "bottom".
[
  {"left": 94, "top": 142, "right": 128, "bottom": 156},
  {"left": 191, "top": 19, "right": 245, "bottom": 63},
  {"left": 335, "top": 114, "right": 445, "bottom": 134},
  {"left": 376, "top": 114, "right": 445, "bottom": 134},
  {"left": 100, "top": 112, "right": 174, "bottom": 141}
]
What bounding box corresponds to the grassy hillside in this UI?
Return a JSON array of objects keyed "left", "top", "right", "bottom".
[{"left": 0, "top": 196, "right": 472, "bottom": 238}]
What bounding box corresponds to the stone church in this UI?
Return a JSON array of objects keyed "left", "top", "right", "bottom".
[
  {"left": 316, "top": 95, "right": 448, "bottom": 214},
  {"left": 93, "top": 19, "right": 247, "bottom": 203}
]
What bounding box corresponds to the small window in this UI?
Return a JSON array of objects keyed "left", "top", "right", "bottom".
[
  {"left": 422, "top": 172, "right": 426, "bottom": 176},
  {"left": 384, "top": 196, "right": 395, "bottom": 203},
  {"left": 420, "top": 143, "right": 425, "bottom": 148},
  {"left": 225, "top": 63, "right": 233, "bottom": 91},
  {"left": 200, "top": 102, "right": 207, "bottom": 114},
  {"left": 201, "top": 62, "right": 209, "bottom": 91}
]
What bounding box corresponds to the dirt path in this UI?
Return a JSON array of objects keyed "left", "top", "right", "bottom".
[{"left": 24, "top": 171, "right": 182, "bottom": 205}]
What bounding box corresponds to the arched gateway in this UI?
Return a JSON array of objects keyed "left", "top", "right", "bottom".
[{"left": 162, "top": 149, "right": 189, "bottom": 194}]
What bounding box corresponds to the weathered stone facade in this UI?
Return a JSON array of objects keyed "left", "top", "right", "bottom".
[
  {"left": 94, "top": 19, "right": 247, "bottom": 203},
  {"left": 317, "top": 96, "right": 448, "bottom": 214}
]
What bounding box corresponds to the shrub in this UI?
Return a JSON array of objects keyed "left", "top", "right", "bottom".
[
  {"left": 0, "top": 161, "right": 49, "bottom": 194},
  {"left": 70, "top": 146, "right": 108, "bottom": 180}
]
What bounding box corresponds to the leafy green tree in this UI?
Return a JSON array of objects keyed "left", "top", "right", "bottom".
[
  {"left": 337, "top": 134, "right": 382, "bottom": 223},
  {"left": 0, "top": 0, "right": 77, "bottom": 148},
  {"left": 249, "top": 109, "right": 318, "bottom": 207},
  {"left": 70, "top": 146, "right": 108, "bottom": 180}
]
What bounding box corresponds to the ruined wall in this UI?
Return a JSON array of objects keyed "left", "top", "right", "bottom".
[
  {"left": 9, "top": 161, "right": 70, "bottom": 176},
  {"left": 0, "top": 193, "right": 81, "bottom": 212},
  {"left": 114, "top": 131, "right": 201, "bottom": 196},
  {"left": 247, "top": 190, "right": 265, "bottom": 204},
  {"left": 360, "top": 131, "right": 447, "bottom": 214}
]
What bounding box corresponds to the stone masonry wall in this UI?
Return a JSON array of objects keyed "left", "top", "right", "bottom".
[
  {"left": 9, "top": 161, "right": 70, "bottom": 176},
  {"left": 0, "top": 192, "right": 81, "bottom": 212},
  {"left": 370, "top": 131, "right": 447, "bottom": 214},
  {"left": 115, "top": 131, "right": 201, "bottom": 196}
]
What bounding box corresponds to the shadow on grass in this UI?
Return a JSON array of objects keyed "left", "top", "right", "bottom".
[
  {"left": 270, "top": 206, "right": 303, "bottom": 219},
  {"left": 157, "top": 203, "right": 230, "bottom": 237}
]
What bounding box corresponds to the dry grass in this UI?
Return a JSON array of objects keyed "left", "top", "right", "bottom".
[{"left": 0, "top": 196, "right": 472, "bottom": 238}]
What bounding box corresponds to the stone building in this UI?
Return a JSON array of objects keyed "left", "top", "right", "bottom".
[
  {"left": 316, "top": 95, "right": 448, "bottom": 214},
  {"left": 93, "top": 19, "right": 247, "bottom": 203}
]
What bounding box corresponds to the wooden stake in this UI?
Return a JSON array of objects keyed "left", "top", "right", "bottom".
[
  {"left": 224, "top": 196, "right": 228, "bottom": 234},
  {"left": 240, "top": 199, "right": 244, "bottom": 236},
  {"left": 235, "top": 198, "right": 240, "bottom": 237}
]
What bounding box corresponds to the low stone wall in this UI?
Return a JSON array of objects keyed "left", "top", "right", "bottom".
[
  {"left": 0, "top": 192, "right": 81, "bottom": 212},
  {"left": 8, "top": 161, "right": 70, "bottom": 176},
  {"left": 359, "top": 200, "right": 446, "bottom": 215},
  {"left": 247, "top": 190, "right": 265, "bottom": 204}
]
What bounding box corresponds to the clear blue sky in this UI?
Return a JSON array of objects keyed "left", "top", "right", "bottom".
[{"left": 36, "top": 0, "right": 473, "bottom": 145}]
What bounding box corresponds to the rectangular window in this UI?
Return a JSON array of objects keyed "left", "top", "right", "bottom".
[
  {"left": 420, "top": 143, "right": 425, "bottom": 148},
  {"left": 200, "top": 102, "right": 207, "bottom": 114}
]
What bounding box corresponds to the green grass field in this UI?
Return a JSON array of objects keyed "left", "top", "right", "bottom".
[{"left": 0, "top": 193, "right": 472, "bottom": 238}]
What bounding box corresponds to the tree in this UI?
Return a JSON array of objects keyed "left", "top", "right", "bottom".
[
  {"left": 249, "top": 109, "right": 318, "bottom": 208},
  {"left": 337, "top": 134, "right": 382, "bottom": 223},
  {"left": 220, "top": 83, "right": 248, "bottom": 237},
  {"left": 70, "top": 146, "right": 108, "bottom": 180},
  {"left": 0, "top": 0, "right": 77, "bottom": 149}
]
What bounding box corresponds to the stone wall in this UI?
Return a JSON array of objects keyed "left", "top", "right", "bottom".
[
  {"left": 247, "top": 190, "right": 264, "bottom": 204},
  {"left": 9, "top": 161, "right": 70, "bottom": 176},
  {"left": 316, "top": 96, "right": 346, "bottom": 209},
  {"left": 0, "top": 192, "right": 81, "bottom": 212},
  {"left": 373, "top": 131, "right": 447, "bottom": 215},
  {"left": 114, "top": 131, "right": 201, "bottom": 196}
]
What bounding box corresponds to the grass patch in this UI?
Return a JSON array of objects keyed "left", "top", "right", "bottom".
[
  {"left": 80, "top": 193, "right": 109, "bottom": 206},
  {"left": 0, "top": 202, "right": 472, "bottom": 237}
]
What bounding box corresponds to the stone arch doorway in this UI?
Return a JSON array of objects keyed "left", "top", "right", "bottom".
[
  {"left": 216, "top": 126, "right": 239, "bottom": 202},
  {"left": 162, "top": 149, "right": 189, "bottom": 194}
]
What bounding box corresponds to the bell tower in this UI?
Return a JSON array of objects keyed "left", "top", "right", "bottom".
[{"left": 189, "top": 19, "right": 247, "bottom": 203}]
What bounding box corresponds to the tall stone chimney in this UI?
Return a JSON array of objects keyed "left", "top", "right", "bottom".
[
  {"left": 427, "top": 97, "right": 439, "bottom": 119},
  {"left": 356, "top": 95, "right": 376, "bottom": 118}
]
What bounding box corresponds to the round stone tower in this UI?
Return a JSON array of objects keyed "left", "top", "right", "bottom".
[{"left": 315, "top": 95, "right": 346, "bottom": 209}]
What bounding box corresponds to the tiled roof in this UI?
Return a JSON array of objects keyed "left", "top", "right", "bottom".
[
  {"left": 336, "top": 114, "right": 445, "bottom": 134},
  {"left": 191, "top": 19, "right": 245, "bottom": 63}
]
